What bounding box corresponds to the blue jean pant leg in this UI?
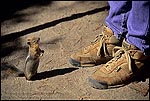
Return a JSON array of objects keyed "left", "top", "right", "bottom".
[
  {"left": 105, "top": 1, "right": 132, "bottom": 40},
  {"left": 126, "top": 1, "right": 150, "bottom": 56}
]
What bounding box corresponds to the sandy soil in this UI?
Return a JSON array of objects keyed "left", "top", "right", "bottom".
[{"left": 1, "top": 1, "right": 149, "bottom": 100}]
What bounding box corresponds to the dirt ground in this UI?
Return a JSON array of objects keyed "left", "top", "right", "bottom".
[{"left": 1, "top": 1, "right": 149, "bottom": 100}]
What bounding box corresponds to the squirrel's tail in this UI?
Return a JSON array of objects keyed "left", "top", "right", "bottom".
[{"left": 1, "top": 62, "right": 24, "bottom": 80}]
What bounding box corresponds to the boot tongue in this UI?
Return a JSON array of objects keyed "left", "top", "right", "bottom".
[
  {"left": 104, "top": 26, "right": 113, "bottom": 36},
  {"left": 122, "top": 39, "right": 138, "bottom": 51},
  {"left": 122, "top": 40, "right": 149, "bottom": 60},
  {"left": 109, "top": 35, "right": 121, "bottom": 45}
]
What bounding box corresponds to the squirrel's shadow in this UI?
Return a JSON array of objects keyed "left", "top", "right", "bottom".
[{"left": 30, "top": 67, "right": 78, "bottom": 81}]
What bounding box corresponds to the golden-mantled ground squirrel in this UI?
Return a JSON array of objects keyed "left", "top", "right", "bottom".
[{"left": 24, "top": 37, "right": 44, "bottom": 80}]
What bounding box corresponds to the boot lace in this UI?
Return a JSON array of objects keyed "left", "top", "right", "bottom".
[
  {"left": 96, "top": 26, "right": 110, "bottom": 57},
  {"left": 84, "top": 25, "right": 113, "bottom": 58},
  {"left": 105, "top": 46, "right": 132, "bottom": 73}
]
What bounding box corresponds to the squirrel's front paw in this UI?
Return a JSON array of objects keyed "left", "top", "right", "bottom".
[{"left": 40, "top": 50, "right": 44, "bottom": 56}]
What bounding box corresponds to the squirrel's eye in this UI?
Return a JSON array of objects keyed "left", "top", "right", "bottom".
[{"left": 33, "top": 40, "right": 36, "bottom": 43}]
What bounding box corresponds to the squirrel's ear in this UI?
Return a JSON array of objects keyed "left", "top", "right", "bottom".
[
  {"left": 27, "top": 42, "right": 30, "bottom": 45},
  {"left": 27, "top": 38, "right": 31, "bottom": 45},
  {"left": 27, "top": 38, "right": 31, "bottom": 41},
  {"left": 37, "top": 37, "right": 40, "bottom": 42}
]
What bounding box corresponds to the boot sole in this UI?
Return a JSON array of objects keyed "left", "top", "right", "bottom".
[
  {"left": 69, "top": 58, "right": 81, "bottom": 67},
  {"left": 69, "top": 58, "right": 96, "bottom": 67},
  {"left": 88, "top": 77, "right": 108, "bottom": 89},
  {"left": 88, "top": 77, "right": 125, "bottom": 89}
]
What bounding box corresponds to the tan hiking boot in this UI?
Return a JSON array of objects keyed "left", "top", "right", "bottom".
[
  {"left": 69, "top": 25, "right": 121, "bottom": 67},
  {"left": 88, "top": 40, "right": 150, "bottom": 89}
]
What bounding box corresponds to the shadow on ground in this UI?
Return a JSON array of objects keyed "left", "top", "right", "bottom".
[
  {"left": 0, "top": 38, "right": 28, "bottom": 58},
  {"left": 1, "top": 2, "right": 109, "bottom": 59},
  {"left": 1, "top": 0, "right": 53, "bottom": 22},
  {"left": 30, "top": 67, "right": 79, "bottom": 81},
  {"left": 1, "top": 5, "right": 109, "bottom": 44},
  {"left": 1, "top": 62, "right": 24, "bottom": 80}
]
